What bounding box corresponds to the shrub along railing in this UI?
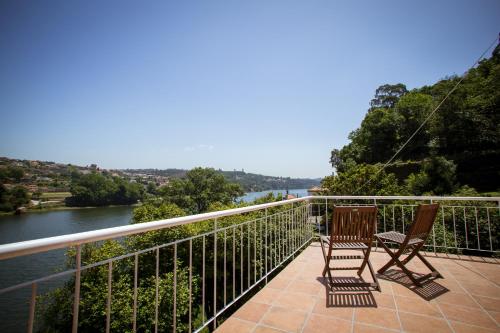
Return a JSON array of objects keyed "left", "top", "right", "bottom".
[{"left": 0, "top": 196, "right": 497, "bottom": 332}]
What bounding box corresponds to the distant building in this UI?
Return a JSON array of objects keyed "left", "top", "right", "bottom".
[{"left": 307, "top": 186, "right": 324, "bottom": 195}]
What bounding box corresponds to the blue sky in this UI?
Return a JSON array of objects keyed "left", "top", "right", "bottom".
[{"left": 0, "top": 1, "right": 498, "bottom": 178}]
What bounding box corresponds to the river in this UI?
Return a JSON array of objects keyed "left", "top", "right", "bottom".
[{"left": 0, "top": 189, "right": 307, "bottom": 331}]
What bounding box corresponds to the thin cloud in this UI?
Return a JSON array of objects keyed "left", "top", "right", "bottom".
[{"left": 183, "top": 144, "right": 214, "bottom": 152}]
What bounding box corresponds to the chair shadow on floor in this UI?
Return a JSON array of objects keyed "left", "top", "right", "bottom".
[
  {"left": 378, "top": 269, "right": 449, "bottom": 301},
  {"left": 317, "top": 276, "right": 377, "bottom": 308}
]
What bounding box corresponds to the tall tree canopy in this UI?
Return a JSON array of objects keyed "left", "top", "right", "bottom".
[
  {"left": 329, "top": 52, "right": 500, "bottom": 193},
  {"left": 159, "top": 167, "right": 244, "bottom": 214}
]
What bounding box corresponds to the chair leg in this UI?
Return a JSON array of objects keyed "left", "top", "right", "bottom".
[
  {"left": 366, "top": 258, "right": 381, "bottom": 291},
  {"left": 360, "top": 248, "right": 380, "bottom": 291},
  {"left": 358, "top": 247, "right": 371, "bottom": 276},
  {"left": 376, "top": 239, "right": 423, "bottom": 287},
  {"left": 415, "top": 252, "right": 442, "bottom": 278},
  {"left": 320, "top": 238, "right": 334, "bottom": 288},
  {"left": 376, "top": 239, "right": 401, "bottom": 274}
]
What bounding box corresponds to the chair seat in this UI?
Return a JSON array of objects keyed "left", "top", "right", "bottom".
[
  {"left": 320, "top": 236, "right": 368, "bottom": 249},
  {"left": 375, "top": 231, "right": 423, "bottom": 245}
]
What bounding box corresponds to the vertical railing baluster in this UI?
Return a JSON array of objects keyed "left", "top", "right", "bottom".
[
  {"left": 392, "top": 205, "right": 396, "bottom": 231},
  {"left": 452, "top": 207, "right": 458, "bottom": 248},
  {"left": 232, "top": 227, "right": 236, "bottom": 300},
  {"left": 247, "top": 223, "right": 250, "bottom": 288},
  {"left": 272, "top": 215, "right": 276, "bottom": 269},
  {"left": 72, "top": 244, "right": 81, "bottom": 333},
  {"left": 475, "top": 207, "right": 480, "bottom": 250},
  {"left": 133, "top": 253, "right": 138, "bottom": 333},
  {"left": 173, "top": 243, "right": 177, "bottom": 332},
  {"left": 224, "top": 229, "right": 227, "bottom": 307},
  {"left": 464, "top": 207, "right": 469, "bottom": 249},
  {"left": 27, "top": 282, "right": 37, "bottom": 333},
  {"left": 202, "top": 236, "right": 205, "bottom": 324},
  {"left": 325, "top": 199, "right": 328, "bottom": 237},
  {"left": 277, "top": 213, "right": 281, "bottom": 264},
  {"left": 253, "top": 220, "right": 257, "bottom": 285},
  {"left": 260, "top": 217, "right": 263, "bottom": 280},
  {"left": 401, "top": 206, "right": 405, "bottom": 234},
  {"left": 240, "top": 224, "right": 243, "bottom": 295},
  {"left": 486, "top": 208, "right": 492, "bottom": 251},
  {"left": 188, "top": 240, "right": 192, "bottom": 333},
  {"left": 383, "top": 205, "right": 386, "bottom": 232},
  {"left": 287, "top": 202, "right": 295, "bottom": 255},
  {"left": 265, "top": 208, "right": 268, "bottom": 284},
  {"left": 213, "top": 219, "right": 217, "bottom": 330},
  {"left": 106, "top": 261, "right": 112, "bottom": 333},
  {"left": 155, "top": 248, "right": 159, "bottom": 333},
  {"left": 441, "top": 206, "right": 447, "bottom": 249}
]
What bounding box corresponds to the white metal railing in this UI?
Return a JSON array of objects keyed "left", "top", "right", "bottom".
[{"left": 0, "top": 195, "right": 498, "bottom": 333}]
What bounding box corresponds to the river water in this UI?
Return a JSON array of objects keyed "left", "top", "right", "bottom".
[{"left": 0, "top": 190, "right": 307, "bottom": 331}]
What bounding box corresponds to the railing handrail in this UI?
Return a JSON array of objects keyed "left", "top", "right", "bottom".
[
  {"left": 0, "top": 195, "right": 498, "bottom": 260},
  {"left": 312, "top": 195, "right": 500, "bottom": 202}
]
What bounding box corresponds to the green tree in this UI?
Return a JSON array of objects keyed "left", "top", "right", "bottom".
[
  {"left": 395, "top": 92, "right": 434, "bottom": 160},
  {"left": 160, "top": 168, "right": 244, "bottom": 214},
  {"left": 370, "top": 83, "right": 408, "bottom": 109},
  {"left": 0, "top": 185, "right": 30, "bottom": 212},
  {"left": 405, "top": 156, "right": 458, "bottom": 195},
  {"left": 67, "top": 172, "right": 143, "bottom": 207},
  {"left": 322, "top": 164, "right": 403, "bottom": 195}
]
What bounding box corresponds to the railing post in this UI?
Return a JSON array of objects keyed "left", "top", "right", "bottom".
[
  {"left": 265, "top": 208, "right": 268, "bottom": 284},
  {"left": 325, "top": 198, "right": 329, "bottom": 236},
  {"left": 72, "top": 244, "right": 81, "bottom": 333},
  {"left": 213, "top": 218, "right": 217, "bottom": 330},
  {"left": 292, "top": 202, "right": 295, "bottom": 259},
  {"left": 27, "top": 283, "right": 37, "bottom": 333}
]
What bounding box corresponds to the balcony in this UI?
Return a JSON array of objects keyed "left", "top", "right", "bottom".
[
  {"left": 215, "top": 244, "right": 500, "bottom": 333},
  {"left": 0, "top": 196, "right": 498, "bottom": 332}
]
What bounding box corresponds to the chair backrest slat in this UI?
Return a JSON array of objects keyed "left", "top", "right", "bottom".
[
  {"left": 330, "top": 206, "right": 377, "bottom": 244},
  {"left": 406, "top": 204, "right": 440, "bottom": 243}
]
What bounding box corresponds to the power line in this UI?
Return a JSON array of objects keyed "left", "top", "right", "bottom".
[{"left": 353, "top": 35, "right": 499, "bottom": 195}]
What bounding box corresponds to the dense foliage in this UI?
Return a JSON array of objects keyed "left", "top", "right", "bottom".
[
  {"left": 0, "top": 184, "right": 30, "bottom": 212},
  {"left": 66, "top": 172, "right": 144, "bottom": 207},
  {"left": 327, "top": 52, "right": 500, "bottom": 195},
  {"left": 158, "top": 168, "right": 244, "bottom": 214}
]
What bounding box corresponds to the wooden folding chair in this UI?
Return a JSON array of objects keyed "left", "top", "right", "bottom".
[
  {"left": 375, "top": 203, "right": 442, "bottom": 287},
  {"left": 320, "top": 206, "right": 380, "bottom": 291}
]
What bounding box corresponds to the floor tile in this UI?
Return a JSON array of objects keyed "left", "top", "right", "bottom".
[
  {"left": 439, "top": 303, "right": 498, "bottom": 329},
  {"left": 273, "top": 291, "right": 317, "bottom": 312},
  {"left": 311, "top": 298, "right": 354, "bottom": 320},
  {"left": 303, "top": 313, "right": 351, "bottom": 333},
  {"left": 354, "top": 308, "right": 401, "bottom": 330},
  {"left": 261, "top": 306, "right": 307, "bottom": 333},
  {"left": 252, "top": 287, "right": 283, "bottom": 305},
  {"left": 215, "top": 318, "right": 255, "bottom": 333},
  {"left": 398, "top": 312, "right": 452, "bottom": 333},
  {"left": 395, "top": 295, "right": 443, "bottom": 317},
  {"left": 450, "top": 321, "right": 499, "bottom": 333},
  {"left": 233, "top": 301, "right": 270, "bottom": 323},
  {"left": 253, "top": 325, "right": 286, "bottom": 333},
  {"left": 353, "top": 323, "right": 397, "bottom": 333}
]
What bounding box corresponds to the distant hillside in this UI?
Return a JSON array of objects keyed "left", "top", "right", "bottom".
[
  {"left": 0, "top": 157, "right": 321, "bottom": 194},
  {"left": 219, "top": 170, "right": 320, "bottom": 192},
  {"left": 122, "top": 168, "right": 320, "bottom": 192}
]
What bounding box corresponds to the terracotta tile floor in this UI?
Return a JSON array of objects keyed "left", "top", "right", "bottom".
[{"left": 216, "top": 242, "right": 500, "bottom": 333}]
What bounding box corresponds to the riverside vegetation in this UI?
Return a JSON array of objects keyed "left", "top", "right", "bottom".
[{"left": 0, "top": 158, "right": 319, "bottom": 213}]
